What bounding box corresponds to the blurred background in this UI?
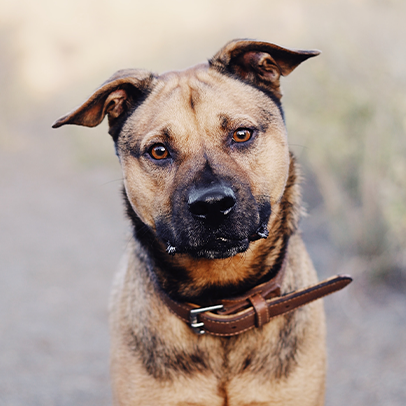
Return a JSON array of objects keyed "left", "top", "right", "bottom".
[{"left": 1, "top": 0, "right": 405, "bottom": 405}]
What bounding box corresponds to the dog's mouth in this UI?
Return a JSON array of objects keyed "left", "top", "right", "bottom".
[
  {"left": 172, "top": 236, "right": 251, "bottom": 259},
  {"left": 165, "top": 225, "right": 269, "bottom": 259}
]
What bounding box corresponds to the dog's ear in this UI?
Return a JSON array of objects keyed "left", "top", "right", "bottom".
[
  {"left": 52, "top": 69, "right": 155, "bottom": 130},
  {"left": 210, "top": 39, "right": 320, "bottom": 98}
]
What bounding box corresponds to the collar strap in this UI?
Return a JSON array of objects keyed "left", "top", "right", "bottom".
[{"left": 159, "top": 274, "right": 352, "bottom": 336}]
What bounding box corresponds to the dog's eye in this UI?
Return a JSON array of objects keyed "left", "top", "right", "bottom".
[
  {"left": 149, "top": 144, "right": 169, "bottom": 160},
  {"left": 232, "top": 129, "right": 252, "bottom": 143}
]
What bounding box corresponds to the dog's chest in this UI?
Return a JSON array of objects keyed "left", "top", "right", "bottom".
[
  {"left": 127, "top": 304, "right": 300, "bottom": 384},
  {"left": 114, "top": 244, "right": 303, "bottom": 383}
]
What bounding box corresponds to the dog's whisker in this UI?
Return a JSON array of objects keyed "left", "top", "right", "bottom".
[
  {"left": 288, "top": 143, "right": 307, "bottom": 149},
  {"left": 166, "top": 242, "right": 177, "bottom": 255},
  {"left": 100, "top": 177, "right": 124, "bottom": 186}
]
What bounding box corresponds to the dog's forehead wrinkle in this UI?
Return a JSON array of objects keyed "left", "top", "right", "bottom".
[
  {"left": 159, "top": 66, "right": 211, "bottom": 99},
  {"left": 219, "top": 114, "right": 229, "bottom": 130},
  {"left": 216, "top": 112, "right": 260, "bottom": 129},
  {"left": 144, "top": 125, "right": 173, "bottom": 142},
  {"left": 260, "top": 106, "right": 276, "bottom": 120}
]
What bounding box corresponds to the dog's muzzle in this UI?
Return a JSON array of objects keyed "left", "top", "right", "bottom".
[{"left": 157, "top": 179, "right": 271, "bottom": 259}]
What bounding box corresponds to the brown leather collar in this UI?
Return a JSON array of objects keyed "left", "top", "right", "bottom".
[{"left": 158, "top": 259, "right": 352, "bottom": 336}]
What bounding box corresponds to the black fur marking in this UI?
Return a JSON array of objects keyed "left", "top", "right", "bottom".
[
  {"left": 190, "top": 93, "right": 195, "bottom": 111},
  {"left": 274, "top": 312, "right": 299, "bottom": 379},
  {"left": 239, "top": 311, "right": 299, "bottom": 380},
  {"left": 162, "top": 127, "right": 172, "bottom": 140},
  {"left": 220, "top": 115, "right": 229, "bottom": 130},
  {"left": 253, "top": 84, "right": 285, "bottom": 122},
  {"left": 128, "top": 330, "right": 208, "bottom": 380},
  {"left": 241, "top": 354, "right": 252, "bottom": 371}
]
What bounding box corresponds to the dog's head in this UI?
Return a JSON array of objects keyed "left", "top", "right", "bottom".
[{"left": 53, "top": 40, "right": 318, "bottom": 261}]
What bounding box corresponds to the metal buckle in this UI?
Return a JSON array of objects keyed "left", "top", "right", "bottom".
[{"left": 189, "top": 304, "right": 224, "bottom": 335}]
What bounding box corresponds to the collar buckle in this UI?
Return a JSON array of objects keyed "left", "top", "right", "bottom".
[{"left": 189, "top": 304, "right": 224, "bottom": 335}]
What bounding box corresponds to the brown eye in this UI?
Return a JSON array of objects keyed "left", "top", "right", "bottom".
[
  {"left": 232, "top": 129, "right": 252, "bottom": 143},
  {"left": 150, "top": 144, "right": 169, "bottom": 160}
]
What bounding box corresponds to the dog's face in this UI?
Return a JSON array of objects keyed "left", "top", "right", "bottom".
[
  {"left": 118, "top": 66, "right": 288, "bottom": 259},
  {"left": 53, "top": 40, "right": 319, "bottom": 261}
]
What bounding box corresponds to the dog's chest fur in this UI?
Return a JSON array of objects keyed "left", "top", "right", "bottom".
[{"left": 109, "top": 233, "right": 325, "bottom": 405}]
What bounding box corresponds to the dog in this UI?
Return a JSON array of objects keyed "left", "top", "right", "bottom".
[{"left": 53, "top": 40, "right": 351, "bottom": 406}]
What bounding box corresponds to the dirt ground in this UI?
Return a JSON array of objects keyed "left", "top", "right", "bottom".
[{"left": 1, "top": 119, "right": 405, "bottom": 406}]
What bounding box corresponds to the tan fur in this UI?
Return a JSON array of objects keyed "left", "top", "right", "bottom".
[
  {"left": 109, "top": 234, "right": 325, "bottom": 406},
  {"left": 53, "top": 40, "right": 325, "bottom": 405}
]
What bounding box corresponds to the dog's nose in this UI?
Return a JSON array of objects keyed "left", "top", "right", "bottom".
[{"left": 188, "top": 185, "right": 236, "bottom": 223}]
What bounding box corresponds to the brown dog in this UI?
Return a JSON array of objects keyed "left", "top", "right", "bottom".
[{"left": 53, "top": 40, "right": 351, "bottom": 406}]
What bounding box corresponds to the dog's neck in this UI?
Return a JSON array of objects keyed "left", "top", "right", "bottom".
[{"left": 124, "top": 153, "right": 301, "bottom": 304}]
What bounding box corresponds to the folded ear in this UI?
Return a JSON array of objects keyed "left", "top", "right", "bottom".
[
  {"left": 210, "top": 39, "right": 320, "bottom": 98},
  {"left": 52, "top": 69, "right": 155, "bottom": 129}
]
